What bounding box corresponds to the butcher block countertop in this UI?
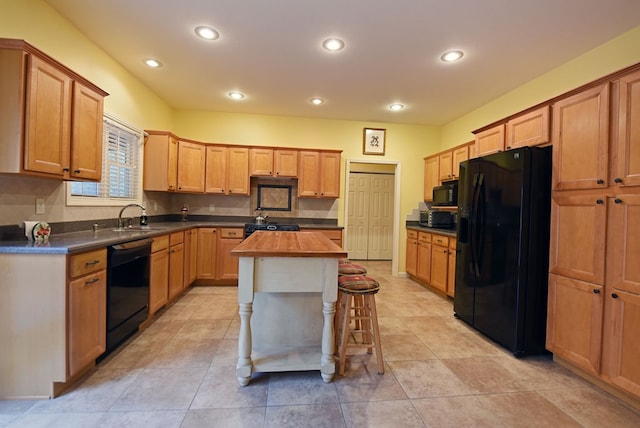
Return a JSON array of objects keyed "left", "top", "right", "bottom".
[{"left": 231, "top": 231, "right": 347, "bottom": 258}]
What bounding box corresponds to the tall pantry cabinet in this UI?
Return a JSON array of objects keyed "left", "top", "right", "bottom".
[{"left": 546, "top": 68, "right": 640, "bottom": 400}]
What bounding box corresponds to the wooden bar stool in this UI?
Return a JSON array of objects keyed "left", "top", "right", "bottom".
[
  {"left": 336, "top": 261, "right": 367, "bottom": 333},
  {"left": 335, "top": 274, "right": 384, "bottom": 376}
]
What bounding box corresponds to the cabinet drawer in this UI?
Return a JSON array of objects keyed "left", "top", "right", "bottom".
[
  {"left": 407, "top": 229, "right": 418, "bottom": 239},
  {"left": 169, "top": 231, "right": 184, "bottom": 246},
  {"left": 432, "top": 234, "right": 449, "bottom": 247},
  {"left": 418, "top": 231, "right": 432, "bottom": 243},
  {"left": 152, "top": 234, "right": 170, "bottom": 252},
  {"left": 69, "top": 248, "right": 107, "bottom": 278},
  {"left": 220, "top": 227, "right": 243, "bottom": 239}
]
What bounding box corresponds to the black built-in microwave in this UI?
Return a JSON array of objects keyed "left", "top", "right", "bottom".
[{"left": 432, "top": 181, "right": 458, "bottom": 206}]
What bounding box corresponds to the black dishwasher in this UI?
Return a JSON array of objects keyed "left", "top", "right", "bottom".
[{"left": 106, "top": 238, "right": 152, "bottom": 354}]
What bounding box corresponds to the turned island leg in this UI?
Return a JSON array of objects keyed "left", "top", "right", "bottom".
[
  {"left": 236, "top": 301, "right": 253, "bottom": 386},
  {"left": 320, "top": 299, "right": 336, "bottom": 383}
]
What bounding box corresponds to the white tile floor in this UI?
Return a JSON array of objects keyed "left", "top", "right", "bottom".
[{"left": 2, "top": 261, "right": 640, "bottom": 427}]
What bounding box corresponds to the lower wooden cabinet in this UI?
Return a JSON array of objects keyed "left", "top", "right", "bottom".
[
  {"left": 406, "top": 229, "right": 456, "bottom": 297},
  {"left": 67, "top": 249, "right": 107, "bottom": 378},
  {"left": 309, "top": 228, "right": 343, "bottom": 248},
  {"left": 447, "top": 238, "right": 457, "bottom": 297},
  {"left": 406, "top": 230, "right": 418, "bottom": 276},
  {"left": 216, "top": 228, "right": 243, "bottom": 280},
  {"left": 430, "top": 234, "right": 449, "bottom": 294},
  {"left": 184, "top": 228, "right": 198, "bottom": 288},
  {"left": 149, "top": 235, "right": 169, "bottom": 315},
  {"left": 168, "top": 232, "right": 185, "bottom": 300},
  {"left": 197, "top": 228, "right": 217, "bottom": 279},
  {"left": 416, "top": 232, "right": 431, "bottom": 283}
]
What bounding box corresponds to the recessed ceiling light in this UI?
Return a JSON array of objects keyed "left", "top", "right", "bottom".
[
  {"left": 440, "top": 50, "right": 464, "bottom": 62},
  {"left": 228, "top": 91, "right": 245, "bottom": 100},
  {"left": 310, "top": 97, "right": 324, "bottom": 105},
  {"left": 144, "top": 58, "right": 162, "bottom": 68},
  {"left": 322, "top": 38, "right": 345, "bottom": 52},
  {"left": 389, "top": 103, "right": 405, "bottom": 111},
  {"left": 194, "top": 26, "right": 220, "bottom": 40}
]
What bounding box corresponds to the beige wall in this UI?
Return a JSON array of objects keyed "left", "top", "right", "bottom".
[{"left": 440, "top": 25, "right": 640, "bottom": 150}]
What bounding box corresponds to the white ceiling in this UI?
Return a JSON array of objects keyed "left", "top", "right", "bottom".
[{"left": 46, "top": 0, "right": 640, "bottom": 126}]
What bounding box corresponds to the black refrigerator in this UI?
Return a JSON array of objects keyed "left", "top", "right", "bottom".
[{"left": 454, "top": 146, "right": 551, "bottom": 356}]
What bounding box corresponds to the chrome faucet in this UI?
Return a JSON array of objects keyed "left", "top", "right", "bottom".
[{"left": 117, "top": 203, "right": 145, "bottom": 229}]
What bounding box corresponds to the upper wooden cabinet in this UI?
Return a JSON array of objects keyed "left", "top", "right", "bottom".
[
  {"left": 423, "top": 155, "right": 439, "bottom": 201},
  {"left": 474, "top": 124, "right": 505, "bottom": 158},
  {"left": 177, "top": 141, "right": 206, "bottom": 193},
  {"left": 451, "top": 145, "right": 469, "bottom": 179},
  {"left": 144, "top": 131, "right": 178, "bottom": 191},
  {"left": 0, "top": 39, "right": 107, "bottom": 181},
  {"left": 505, "top": 105, "right": 550, "bottom": 150},
  {"left": 552, "top": 84, "right": 610, "bottom": 191},
  {"left": 614, "top": 69, "right": 640, "bottom": 188},
  {"left": 298, "top": 150, "right": 341, "bottom": 198},
  {"left": 250, "top": 148, "right": 298, "bottom": 177},
  {"left": 205, "top": 146, "right": 250, "bottom": 195}
]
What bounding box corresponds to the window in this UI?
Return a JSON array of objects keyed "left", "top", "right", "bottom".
[{"left": 66, "top": 112, "right": 143, "bottom": 206}]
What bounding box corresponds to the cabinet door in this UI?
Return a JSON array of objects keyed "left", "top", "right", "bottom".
[
  {"left": 298, "top": 151, "right": 320, "bottom": 197},
  {"left": 430, "top": 244, "right": 448, "bottom": 293},
  {"left": 227, "top": 147, "right": 249, "bottom": 195},
  {"left": 68, "top": 270, "right": 106, "bottom": 377},
  {"left": 216, "top": 233, "right": 242, "bottom": 280},
  {"left": 70, "top": 81, "right": 104, "bottom": 180},
  {"left": 451, "top": 145, "right": 469, "bottom": 179},
  {"left": 607, "top": 194, "right": 640, "bottom": 294},
  {"left": 552, "top": 84, "right": 609, "bottom": 191},
  {"left": 143, "top": 133, "right": 177, "bottom": 191},
  {"left": 615, "top": 69, "right": 640, "bottom": 188},
  {"left": 249, "top": 148, "right": 274, "bottom": 176},
  {"left": 505, "top": 105, "right": 550, "bottom": 150},
  {"left": 196, "top": 228, "right": 217, "bottom": 279},
  {"left": 188, "top": 228, "right": 198, "bottom": 286},
  {"left": 416, "top": 242, "right": 431, "bottom": 283},
  {"left": 149, "top": 249, "right": 169, "bottom": 314},
  {"left": 423, "top": 155, "right": 439, "bottom": 201},
  {"left": 168, "top": 243, "right": 184, "bottom": 300},
  {"left": 438, "top": 151, "right": 453, "bottom": 181},
  {"left": 474, "top": 124, "right": 504, "bottom": 157},
  {"left": 604, "top": 289, "right": 640, "bottom": 397},
  {"left": 205, "top": 146, "right": 227, "bottom": 194},
  {"left": 549, "top": 194, "right": 606, "bottom": 285},
  {"left": 447, "top": 238, "right": 457, "bottom": 297},
  {"left": 177, "top": 141, "right": 205, "bottom": 192},
  {"left": 406, "top": 230, "right": 418, "bottom": 276},
  {"left": 546, "top": 273, "right": 604, "bottom": 375},
  {"left": 274, "top": 149, "right": 298, "bottom": 177},
  {"left": 24, "top": 55, "right": 72, "bottom": 176},
  {"left": 320, "top": 152, "right": 340, "bottom": 198}
]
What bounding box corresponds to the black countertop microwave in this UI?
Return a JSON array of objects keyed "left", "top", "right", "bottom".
[{"left": 432, "top": 181, "right": 458, "bottom": 206}]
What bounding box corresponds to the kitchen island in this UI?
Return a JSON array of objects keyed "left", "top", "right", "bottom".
[{"left": 231, "top": 231, "right": 347, "bottom": 386}]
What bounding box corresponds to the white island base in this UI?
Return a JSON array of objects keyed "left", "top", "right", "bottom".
[{"left": 236, "top": 256, "right": 339, "bottom": 386}]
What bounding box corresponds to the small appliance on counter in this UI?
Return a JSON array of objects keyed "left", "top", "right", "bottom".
[
  {"left": 419, "top": 210, "right": 454, "bottom": 229},
  {"left": 432, "top": 180, "right": 458, "bottom": 206}
]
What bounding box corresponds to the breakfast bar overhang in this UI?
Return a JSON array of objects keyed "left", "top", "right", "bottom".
[{"left": 231, "top": 231, "right": 348, "bottom": 386}]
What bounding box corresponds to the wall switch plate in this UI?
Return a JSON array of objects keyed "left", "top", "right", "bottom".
[{"left": 35, "top": 198, "right": 45, "bottom": 215}]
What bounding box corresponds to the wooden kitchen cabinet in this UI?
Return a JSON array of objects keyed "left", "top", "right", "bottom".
[
  {"left": 438, "top": 151, "right": 453, "bottom": 181},
  {"left": 447, "top": 237, "right": 457, "bottom": 297},
  {"left": 183, "top": 228, "right": 198, "bottom": 288},
  {"left": 505, "top": 105, "right": 550, "bottom": 150},
  {"left": 546, "top": 273, "right": 604, "bottom": 375},
  {"left": 548, "top": 194, "right": 606, "bottom": 285},
  {"left": 197, "top": 227, "right": 217, "bottom": 279},
  {"left": 416, "top": 231, "right": 431, "bottom": 283},
  {"left": 177, "top": 141, "right": 206, "bottom": 192},
  {"left": 552, "top": 84, "right": 610, "bottom": 191},
  {"left": 168, "top": 232, "right": 185, "bottom": 300},
  {"left": 250, "top": 148, "right": 298, "bottom": 177},
  {"left": 298, "top": 150, "right": 341, "bottom": 198},
  {"left": 406, "top": 229, "right": 418, "bottom": 276},
  {"left": 216, "top": 227, "right": 243, "bottom": 280},
  {"left": 614, "top": 69, "right": 640, "bottom": 188},
  {"left": 144, "top": 131, "right": 178, "bottom": 191},
  {"left": 149, "top": 235, "right": 169, "bottom": 315},
  {"left": 423, "top": 155, "right": 439, "bottom": 201},
  {"left": 474, "top": 124, "right": 505, "bottom": 158},
  {"left": 0, "top": 39, "right": 107, "bottom": 180},
  {"left": 451, "top": 145, "right": 469, "bottom": 179},
  {"left": 312, "top": 229, "right": 343, "bottom": 248},
  {"left": 205, "top": 146, "right": 250, "bottom": 195},
  {"left": 67, "top": 248, "right": 107, "bottom": 378},
  {"left": 430, "top": 234, "right": 449, "bottom": 294}
]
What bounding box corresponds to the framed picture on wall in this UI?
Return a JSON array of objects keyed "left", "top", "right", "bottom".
[{"left": 363, "top": 128, "right": 386, "bottom": 155}]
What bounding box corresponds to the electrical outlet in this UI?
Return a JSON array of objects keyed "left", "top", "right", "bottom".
[
  {"left": 152, "top": 200, "right": 158, "bottom": 211},
  {"left": 209, "top": 204, "right": 215, "bottom": 212},
  {"left": 35, "top": 198, "right": 45, "bottom": 215}
]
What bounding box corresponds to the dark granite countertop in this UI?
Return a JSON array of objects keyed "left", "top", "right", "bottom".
[
  {"left": 406, "top": 221, "right": 457, "bottom": 238},
  {"left": 0, "top": 220, "right": 343, "bottom": 255}
]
